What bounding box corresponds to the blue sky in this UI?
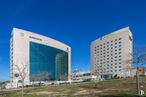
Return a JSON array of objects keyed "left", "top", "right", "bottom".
[{"left": 0, "top": 0, "right": 146, "bottom": 80}]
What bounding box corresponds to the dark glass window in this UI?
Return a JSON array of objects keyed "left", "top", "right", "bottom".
[
  {"left": 129, "top": 36, "right": 132, "bottom": 41},
  {"left": 119, "top": 41, "right": 122, "bottom": 44},
  {"left": 30, "top": 42, "right": 68, "bottom": 81}
]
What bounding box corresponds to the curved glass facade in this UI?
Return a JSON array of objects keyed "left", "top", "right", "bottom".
[{"left": 29, "top": 42, "right": 68, "bottom": 81}]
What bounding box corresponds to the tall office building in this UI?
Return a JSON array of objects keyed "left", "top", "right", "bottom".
[
  {"left": 91, "top": 27, "right": 132, "bottom": 78},
  {"left": 10, "top": 28, "right": 71, "bottom": 87}
]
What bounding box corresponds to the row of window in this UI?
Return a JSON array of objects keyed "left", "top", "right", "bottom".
[
  {"left": 95, "top": 52, "right": 122, "bottom": 57},
  {"left": 95, "top": 45, "right": 122, "bottom": 51},
  {"left": 96, "top": 47, "right": 122, "bottom": 52},
  {"left": 94, "top": 47, "right": 121, "bottom": 53},
  {"left": 95, "top": 61, "right": 122, "bottom": 65},
  {"left": 95, "top": 65, "right": 121, "bottom": 69},
  {"left": 96, "top": 57, "right": 122, "bottom": 62},
  {"left": 95, "top": 38, "right": 122, "bottom": 48},
  {"left": 95, "top": 62, "right": 121, "bottom": 67},
  {"left": 94, "top": 69, "right": 122, "bottom": 73}
]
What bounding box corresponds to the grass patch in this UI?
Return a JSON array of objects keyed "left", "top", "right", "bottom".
[{"left": 1, "top": 77, "right": 146, "bottom": 97}]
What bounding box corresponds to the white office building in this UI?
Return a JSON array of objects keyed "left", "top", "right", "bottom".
[
  {"left": 10, "top": 28, "right": 71, "bottom": 88},
  {"left": 91, "top": 27, "right": 132, "bottom": 78}
]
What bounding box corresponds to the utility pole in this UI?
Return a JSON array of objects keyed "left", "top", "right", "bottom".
[{"left": 136, "top": 67, "right": 140, "bottom": 95}]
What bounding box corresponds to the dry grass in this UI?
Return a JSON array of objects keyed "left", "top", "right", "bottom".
[{"left": 1, "top": 77, "right": 146, "bottom": 97}]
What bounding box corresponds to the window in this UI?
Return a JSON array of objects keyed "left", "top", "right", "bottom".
[
  {"left": 119, "top": 38, "right": 122, "bottom": 40},
  {"left": 115, "top": 39, "right": 117, "bottom": 41},
  {"left": 119, "top": 45, "right": 121, "bottom": 47},
  {"left": 30, "top": 42, "right": 68, "bottom": 81},
  {"left": 129, "top": 36, "right": 132, "bottom": 41}
]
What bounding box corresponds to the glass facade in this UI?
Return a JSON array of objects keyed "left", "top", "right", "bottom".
[{"left": 29, "top": 42, "right": 68, "bottom": 81}]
